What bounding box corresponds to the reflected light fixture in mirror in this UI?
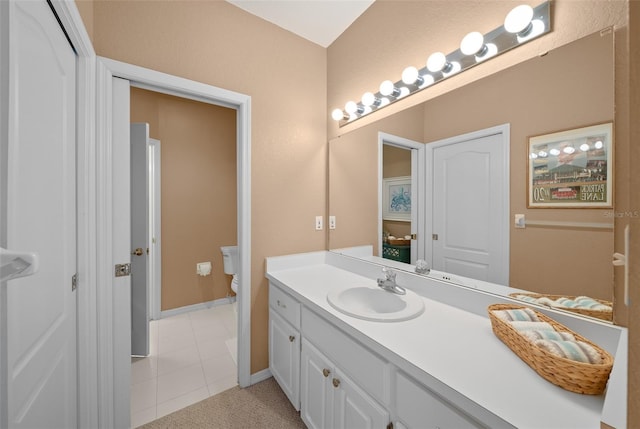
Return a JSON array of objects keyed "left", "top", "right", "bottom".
[{"left": 331, "top": 2, "right": 551, "bottom": 127}]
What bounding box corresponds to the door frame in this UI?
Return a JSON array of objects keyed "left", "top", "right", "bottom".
[
  {"left": 96, "top": 55, "right": 252, "bottom": 413},
  {"left": 378, "top": 132, "right": 426, "bottom": 263},
  {"left": 424, "top": 123, "right": 510, "bottom": 283},
  {"left": 148, "top": 137, "right": 162, "bottom": 321},
  {"left": 44, "top": 1, "right": 97, "bottom": 428}
]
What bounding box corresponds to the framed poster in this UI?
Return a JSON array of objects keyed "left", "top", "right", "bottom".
[
  {"left": 383, "top": 176, "right": 411, "bottom": 221},
  {"left": 527, "top": 122, "right": 613, "bottom": 208}
]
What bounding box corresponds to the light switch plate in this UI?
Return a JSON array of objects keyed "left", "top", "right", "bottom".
[
  {"left": 315, "top": 216, "right": 323, "bottom": 230},
  {"left": 329, "top": 216, "right": 336, "bottom": 230}
]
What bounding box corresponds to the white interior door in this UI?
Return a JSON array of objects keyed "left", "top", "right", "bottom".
[
  {"left": 112, "top": 77, "right": 132, "bottom": 427},
  {"left": 1, "top": 0, "right": 77, "bottom": 427},
  {"left": 131, "top": 123, "right": 150, "bottom": 357},
  {"left": 431, "top": 127, "right": 509, "bottom": 285}
]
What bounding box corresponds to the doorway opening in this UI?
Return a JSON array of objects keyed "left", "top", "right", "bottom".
[
  {"left": 96, "top": 56, "right": 252, "bottom": 427},
  {"left": 128, "top": 89, "right": 241, "bottom": 425}
]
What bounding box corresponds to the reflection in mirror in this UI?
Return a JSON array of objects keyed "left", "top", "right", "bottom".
[
  {"left": 328, "top": 30, "right": 615, "bottom": 323},
  {"left": 381, "top": 145, "right": 413, "bottom": 263}
]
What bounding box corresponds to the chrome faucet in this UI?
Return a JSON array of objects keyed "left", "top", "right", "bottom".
[{"left": 377, "top": 267, "right": 406, "bottom": 295}]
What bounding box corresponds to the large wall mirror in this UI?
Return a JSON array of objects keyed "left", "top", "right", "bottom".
[{"left": 328, "top": 29, "right": 615, "bottom": 322}]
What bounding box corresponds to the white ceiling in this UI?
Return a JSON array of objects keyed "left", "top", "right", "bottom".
[{"left": 225, "top": 0, "right": 375, "bottom": 48}]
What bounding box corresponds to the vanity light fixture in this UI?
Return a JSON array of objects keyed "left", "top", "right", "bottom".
[
  {"left": 331, "top": 1, "right": 551, "bottom": 126},
  {"left": 426, "top": 52, "right": 451, "bottom": 73},
  {"left": 563, "top": 145, "right": 576, "bottom": 154},
  {"left": 401, "top": 66, "right": 424, "bottom": 86},
  {"left": 379, "top": 79, "right": 400, "bottom": 97},
  {"left": 361, "top": 91, "right": 381, "bottom": 107}
]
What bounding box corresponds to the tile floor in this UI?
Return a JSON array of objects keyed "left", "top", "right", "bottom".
[{"left": 131, "top": 302, "right": 238, "bottom": 428}]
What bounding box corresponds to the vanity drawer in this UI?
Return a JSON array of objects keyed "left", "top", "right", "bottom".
[
  {"left": 395, "top": 371, "right": 482, "bottom": 429},
  {"left": 269, "top": 282, "right": 301, "bottom": 330},
  {"left": 301, "top": 307, "right": 388, "bottom": 405}
]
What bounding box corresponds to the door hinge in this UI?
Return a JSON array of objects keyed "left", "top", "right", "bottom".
[
  {"left": 386, "top": 422, "right": 394, "bottom": 429},
  {"left": 71, "top": 273, "right": 78, "bottom": 291},
  {"left": 410, "top": 233, "right": 417, "bottom": 240},
  {"left": 115, "top": 263, "right": 131, "bottom": 277}
]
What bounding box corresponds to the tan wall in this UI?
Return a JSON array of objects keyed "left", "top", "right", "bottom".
[
  {"left": 90, "top": 1, "right": 327, "bottom": 373},
  {"left": 130, "top": 87, "right": 237, "bottom": 311}
]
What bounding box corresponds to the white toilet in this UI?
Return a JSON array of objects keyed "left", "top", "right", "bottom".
[{"left": 220, "top": 245, "right": 239, "bottom": 296}]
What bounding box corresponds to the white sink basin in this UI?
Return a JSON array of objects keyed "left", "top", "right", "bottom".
[{"left": 327, "top": 286, "right": 425, "bottom": 322}]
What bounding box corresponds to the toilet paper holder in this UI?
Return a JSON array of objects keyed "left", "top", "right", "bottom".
[{"left": 196, "top": 262, "right": 212, "bottom": 276}]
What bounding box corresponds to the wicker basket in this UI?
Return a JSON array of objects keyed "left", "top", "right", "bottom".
[
  {"left": 509, "top": 293, "right": 613, "bottom": 322},
  {"left": 488, "top": 303, "right": 613, "bottom": 395}
]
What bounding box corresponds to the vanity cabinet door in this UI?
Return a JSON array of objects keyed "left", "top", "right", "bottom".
[
  {"left": 300, "top": 339, "right": 333, "bottom": 429},
  {"left": 301, "top": 339, "right": 389, "bottom": 429},
  {"left": 269, "top": 310, "right": 300, "bottom": 410},
  {"left": 331, "top": 367, "right": 389, "bottom": 429}
]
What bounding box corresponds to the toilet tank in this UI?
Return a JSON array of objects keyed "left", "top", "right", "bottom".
[{"left": 220, "top": 245, "right": 238, "bottom": 275}]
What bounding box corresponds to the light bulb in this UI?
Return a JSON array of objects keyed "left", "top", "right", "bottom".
[
  {"left": 331, "top": 108, "right": 345, "bottom": 121},
  {"left": 401, "top": 66, "right": 422, "bottom": 85},
  {"left": 460, "top": 31, "right": 486, "bottom": 56},
  {"left": 517, "top": 19, "right": 545, "bottom": 43},
  {"left": 538, "top": 150, "right": 548, "bottom": 158},
  {"left": 379, "top": 80, "right": 399, "bottom": 97},
  {"left": 504, "top": 5, "right": 534, "bottom": 34},
  {"left": 345, "top": 101, "right": 359, "bottom": 115},
  {"left": 595, "top": 140, "right": 604, "bottom": 149},
  {"left": 549, "top": 148, "right": 561, "bottom": 156},
  {"left": 580, "top": 143, "right": 590, "bottom": 152},
  {"left": 361, "top": 92, "right": 378, "bottom": 107},
  {"left": 563, "top": 145, "right": 575, "bottom": 154},
  {"left": 530, "top": 152, "right": 538, "bottom": 159},
  {"left": 427, "top": 52, "right": 449, "bottom": 73}
]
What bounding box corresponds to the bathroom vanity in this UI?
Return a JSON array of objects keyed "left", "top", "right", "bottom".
[{"left": 265, "top": 250, "right": 627, "bottom": 429}]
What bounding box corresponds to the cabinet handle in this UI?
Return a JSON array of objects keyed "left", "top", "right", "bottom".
[
  {"left": 332, "top": 378, "right": 340, "bottom": 388},
  {"left": 277, "top": 299, "right": 287, "bottom": 309},
  {"left": 288, "top": 335, "right": 295, "bottom": 342},
  {"left": 322, "top": 368, "right": 331, "bottom": 378}
]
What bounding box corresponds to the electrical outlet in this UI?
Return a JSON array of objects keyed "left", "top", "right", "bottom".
[
  {"left": 315, "top": 216, "right": 323, "bottom": 230},
  {"left": 329, "top": 215, "right": 336, "bottom": 230}
]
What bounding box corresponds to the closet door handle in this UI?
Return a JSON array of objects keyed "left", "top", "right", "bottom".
[
  {"left": 288, "top": 335, "right": 295, "bottom": 342},
  {"left": 332, "top": 378, "right": 340, "bottom": 388},
  {"left": 322, "top": 368, "right": 331, "bottom": 378}
]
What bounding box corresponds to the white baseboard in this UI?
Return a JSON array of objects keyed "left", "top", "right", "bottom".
[
  {"left": 249, "top": 368, "right": 272, "bottom": 385},
  {"left": 159, "top": 296, "right": 236, "bottom": 320}
]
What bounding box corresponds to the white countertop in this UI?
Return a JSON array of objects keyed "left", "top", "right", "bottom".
[{"left": 266, "top": 253, "right": 621, "bottom": 429}]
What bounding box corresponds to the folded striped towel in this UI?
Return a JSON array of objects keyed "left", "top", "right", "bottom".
[
  {"left": 574, "top": 296, "right": 612, "bottom": 311},
  {"left": 520, "top": 330, "right": 575, "bottom": 342},
  {"left": 513, "top": 294, "right": 538, "bottom": 304},
  {"left": 534, "top": 340, "right": 603, "bottom": 364},
  {"left": 535, "top": 297, "right": 556, "bottom": 307},
  {"left": 493, "top": 308, "right": 540, "bottom": 322},
  {"left": 554, "top": 297, "right": 580, "bottom": 308},
  {"left": 509, "top": 321, "right": 555, "bottom": 332}
]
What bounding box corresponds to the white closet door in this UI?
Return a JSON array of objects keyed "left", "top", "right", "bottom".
[{"left": 2, "top": 0, "right": 77, "bottom": 427}]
